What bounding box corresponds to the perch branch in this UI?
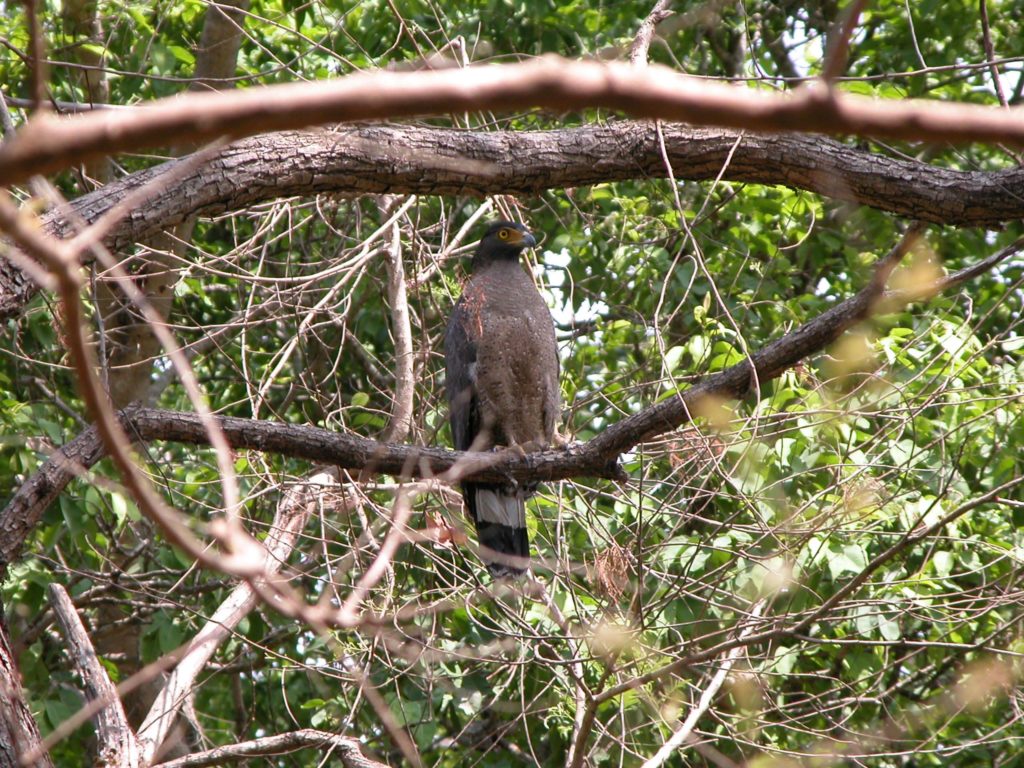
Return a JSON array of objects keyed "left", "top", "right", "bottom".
[{"left": 11, "top": 221, "right": 1024, "bottom": 577}]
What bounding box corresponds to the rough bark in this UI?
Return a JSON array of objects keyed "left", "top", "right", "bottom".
[
  {"left": 47, "top": 585, "right": 141, "bottom": 767},
  {"left": 0, "top": 421, "right": 105, "bottom": 570},
  {"left": 2, "top": 121, "right": 1019, "bottom": 320},
  {"left": 0, "top": 612, "right": 54, "bottom": 768}
]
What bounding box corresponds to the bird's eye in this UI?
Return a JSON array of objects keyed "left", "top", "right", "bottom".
[{"left": 498, "top": 229, "right": 510, "bottom": 240}]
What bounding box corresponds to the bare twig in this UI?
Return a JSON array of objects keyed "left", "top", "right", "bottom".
[
  {"left": 594, "top": 473, "right": 1024, "bottom": 704},
  {"left": 979, "top": 0, "right": 1009, "bottom": 107},
  {"left": 336, "top": 490, "right": 414, "bottom": 625},
  {"left": 630, "top": 0, "right": 674, "bottom": 66},
  {"left": 640, "top": 601, "right": 766, "bottom": 768},
  {"left": 0, "top": 621, "right": 53, "bottom": 768},
  {"left": 252, "top": 196, "right": 416, "bottom": 417}
]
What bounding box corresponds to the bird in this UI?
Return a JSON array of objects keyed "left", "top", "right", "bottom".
[{"left": 444, "top": 220, "right": 560, "bottom": 577}]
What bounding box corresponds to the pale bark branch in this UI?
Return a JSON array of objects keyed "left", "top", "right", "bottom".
[
  {"left": 381, "top": 202, "right": 415, "bottom": 444},
  {"left": 151, "top": 728, "right": 390, "bottom": 768},
  {"left": 135, "top": 469, "right": 332, "bottom": 764},
  {"left": 47, "top": 584, "right": 141, "bottom": 768},
  {"left": 979, "top": 0, "right": 1008, "bottom": 107},
  {"left": 630, "top": 0, "right": 674, "bottom": 66},
  {"left": 640, "top": 600, "right": 766, "bottom": 768},
  {"left": 4, "top": 56, "right": 1024, "bottom": 187}
]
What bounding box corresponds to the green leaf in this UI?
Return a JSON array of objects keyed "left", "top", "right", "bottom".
[{"left": 829, "top": 544, "right": 868, "bottom": 580}]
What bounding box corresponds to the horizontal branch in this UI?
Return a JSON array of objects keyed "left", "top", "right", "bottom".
[
  {"left": 151, "top": 729, "right": 388, "bottom": 768},
  {"left": 5, "top": 223, "right": 1019, "bottom": 577},
  {"left": 0, "top": 406, "right": 623, "bottom": 572},
  {"left": 0, "top": 225, "right": 939, "bottom": 572},
  {"left": 3, "top": 121, "right": 1021, "bottom": 319},
  {"left": 3, "top": 56, "right": 1024, "bottom": 188}
]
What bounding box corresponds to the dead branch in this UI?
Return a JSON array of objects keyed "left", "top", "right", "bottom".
[
  {"left": 149, "top": 728, "right": 389, "bottom": 768},
  {"left": 47, "top": 584, "right": 141, "bottom": 768},
  {"left": 381, "top": 200, "right": 415, "bottom": 444},
  {"left": 630, "top": 0, "right": 674, "bottom": 66},
  {"left": 135, "top": 469, "right": 334, "bottom": 763},
  {"left": 639, "top": 600, "right": 766, "bottom": 768}
]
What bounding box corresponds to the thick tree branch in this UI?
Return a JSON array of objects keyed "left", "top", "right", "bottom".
[
  {"left": 48, "top": 584, "right": 141, "bottom": 767},
  {"left": 4, "top": 57, "right": 1024, "bottom": 187},
  {"left": 4, "top": 121, "right": 1022, "bottom": 320},
  {"left": 0, "top": 420, "right": 106, "bottom": 570},
  {"left": 135, "top": 469, "right": 329, "bottom": 764},
  {"left": 12, "top": 221, "right": 1024, "bottom": 579}
]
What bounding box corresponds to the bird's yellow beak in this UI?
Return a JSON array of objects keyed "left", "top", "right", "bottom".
[{"left": 510, "top": 229, "right": 537, "bottom": 248}]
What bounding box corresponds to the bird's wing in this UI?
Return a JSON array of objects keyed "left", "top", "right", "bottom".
[{"left": 444, "top": 295, "right": 480, "bottom": 452}]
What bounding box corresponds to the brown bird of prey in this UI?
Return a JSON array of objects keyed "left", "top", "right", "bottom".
[{"left": 445, "top": 221, "right": 560, "bottom": 576}]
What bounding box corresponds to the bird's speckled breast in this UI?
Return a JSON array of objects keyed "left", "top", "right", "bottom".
[{"left": 460, "top": 261, "right": 559, "bottom": 448}]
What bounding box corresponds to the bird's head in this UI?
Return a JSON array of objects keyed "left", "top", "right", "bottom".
[{"left": 472, "top": 220, "right": 537, "bottom": 268}]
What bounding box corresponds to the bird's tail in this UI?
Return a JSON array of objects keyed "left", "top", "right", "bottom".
[{"left": 463, "top": 483, "right": 529, "bottom": 577}]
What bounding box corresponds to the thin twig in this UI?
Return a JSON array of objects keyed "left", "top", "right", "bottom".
[
  {"left": 821, "top": 0, "right": 870, "bottom": 83},
  {"left": 979, "top": 0, "right": 1009, "bottom": 107},
  {"left": 640, "top": 600, "right": 766, "bottom": 768},
  {"left": 630, "top": 0, "right": 674, "bottom": 66}
]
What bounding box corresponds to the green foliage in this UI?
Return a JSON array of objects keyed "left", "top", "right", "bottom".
[{"left": 2, "top": 1, "right": 1024, "bottom": 766}]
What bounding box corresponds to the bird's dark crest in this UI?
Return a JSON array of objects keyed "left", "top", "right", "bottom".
[{"left": 472, "top": 220, "right": 537, "bottom": 268}]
